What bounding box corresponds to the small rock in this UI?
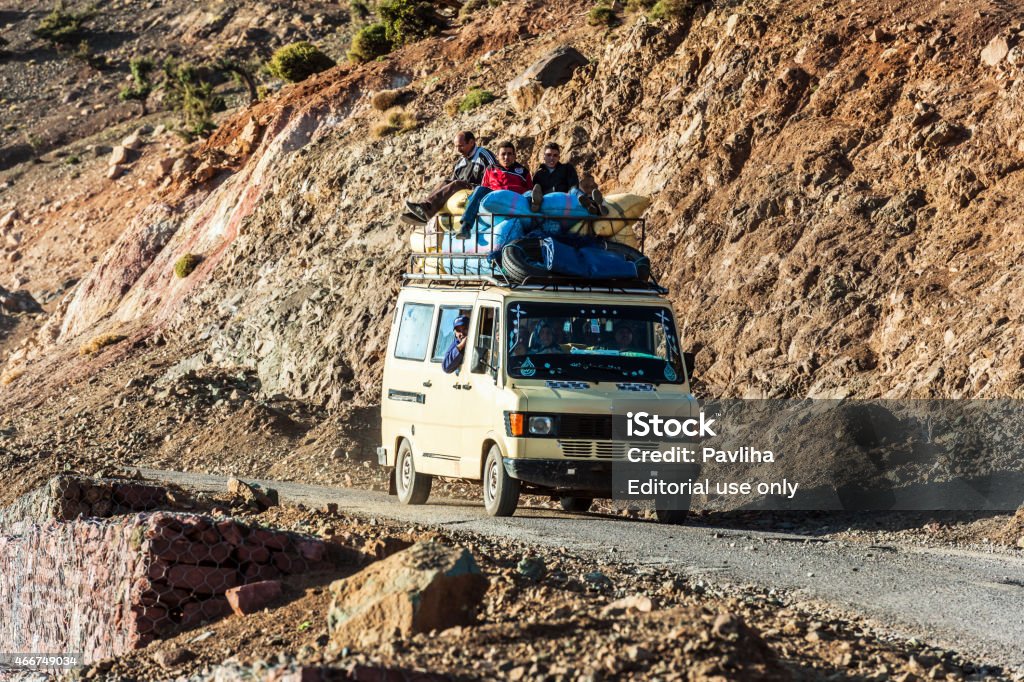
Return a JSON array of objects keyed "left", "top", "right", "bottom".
[
  {"left": 601, "top": 594, "right": 653, "bottom": 617},
  {"left": 171, "top": 155, "right": 196, "bottom": 176},
  {"left": 225, "top": 580, "right": 283, "bottom": 615},
  {"left": 154, "top": 647, "right": 196, "bottom": 668},
  {"left": 517, "top": 555, "right": 546, "bottom": 581},
  {"left": 155, "top": 157, "right": 176, "bottom": 178},
  {"left": 0, "top": 209, "right": 17, "bottom": 230},
  {"left": 227, "top": 476, "right": 279, "bottom": 510},
  {"left": 107, "top": 164, "right": 126, "bottom": 180},
  {"left": 981, "top": 35, "right": 1010, "bottom": 66},
  {"left": 868, "top": 28, "right": 893, "bottom": 42},
  {"left": 121, "top": 133, "right": 143, "bottom": 150},
  {"left": 109, "top": 146, "right": 133, "bottom": 166},
  {"left": 583, "top": 570, "right": 612, "bottom": 589}
]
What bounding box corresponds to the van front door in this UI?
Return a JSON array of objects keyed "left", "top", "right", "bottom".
[
  {"left": 460, "top": 304, "right": 501, "bottom": 480},
  {"left": 416, "top": 303, "right": 472, "bottom": 476}
]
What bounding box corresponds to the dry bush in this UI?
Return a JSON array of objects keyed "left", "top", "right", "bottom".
[
  {"left": 0, "top": 369, "right": 24, "bottom": 386},
  {"left": 371, "top": 107, "right": 418, "bottom": 138},
  {"left": 371, "top": 88, "right": 413, "bottom": 111},
  {"left": 79, "top": 333, "right": 127, "bottom": 356}
]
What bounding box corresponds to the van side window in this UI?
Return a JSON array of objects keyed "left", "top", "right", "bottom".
[
  {"left": 394, "top": 303, "right": 434, "bottom": 361},
  {"left": 472, "top": 307, "right": 498, "bottom": 375},
  {"left": 431, "top": 306, "right": 469, "bottom": 362}
]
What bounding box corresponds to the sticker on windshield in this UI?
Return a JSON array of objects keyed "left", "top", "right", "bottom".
[
  {"left": 663, "top": 363, "right": 677, "bottom": 381},
  {"left": 520, "top": 357, "right": 536, "bottom": 377}
]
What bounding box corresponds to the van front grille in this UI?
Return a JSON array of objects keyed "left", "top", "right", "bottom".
[
  {"left": 557, "top": 440, "right": 660, "bottom": 460},
  {"left": 558, "top": 414, "right": 613, "bottom": 439}
]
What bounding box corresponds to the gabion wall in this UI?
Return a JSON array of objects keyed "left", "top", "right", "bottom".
[{"left": 0, "top": 507, "right": 329, "bottom": 663}]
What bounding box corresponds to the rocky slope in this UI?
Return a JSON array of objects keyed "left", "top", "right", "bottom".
[{"left": 1, "top": 0, "right": 1024, "bottom": 501}]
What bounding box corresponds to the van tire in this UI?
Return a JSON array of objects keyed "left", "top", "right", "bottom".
[
  {"left": 559, "top": 496, "right": 593, "bottom": 512},
  {"left": 500, "top": 240, "right": 548, "bottom": 284},
  {"left": 483, "top": 445, "right": 520, "bottom": 516},
  {"left": 654, "top": 503, "right": 689, "bottom": 525},
  {"left": 395, "top": 440, "right": 431, "bottom": 505}
]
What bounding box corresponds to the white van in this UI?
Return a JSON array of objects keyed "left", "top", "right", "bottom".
[{"left": 377, "top": 276, "right": 698, "bottom": 523}]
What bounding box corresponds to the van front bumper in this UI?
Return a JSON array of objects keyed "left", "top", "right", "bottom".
[{"left": 503, "top": 458, "right": 613, "bottom": 496}]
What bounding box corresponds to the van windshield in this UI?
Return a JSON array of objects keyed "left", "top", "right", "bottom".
[{"left": 505, "top": 302, "right": 685, "bottom": 384}]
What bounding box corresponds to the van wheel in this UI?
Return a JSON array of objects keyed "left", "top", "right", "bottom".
[
  {"left": 396, "top": 440, "right": 431, "bottom": 505},
  {"left": 559, "top": 496, "right": 593, "bottom": 512},
  {"left": 483, "top": 445, "right": 520, "bottom": 516}
]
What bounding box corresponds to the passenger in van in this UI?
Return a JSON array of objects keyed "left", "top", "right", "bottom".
[
  {"left": 442, "top": 315, "right": 470, "bottom": 373},
  {"left": 530, "top": 142, "right": 605, "bottom": 215},
  {"left": 457, "top": 140, "right": 533, "bottom": 238},
  {"left": 405, "top": 131, "right": 496, "bottom": 223},
  {"left": 531, "top": 322, "right": 564, "bottom": 354},
  {"left": 606, "top": 324, "right": 639, "bottom": 353}
]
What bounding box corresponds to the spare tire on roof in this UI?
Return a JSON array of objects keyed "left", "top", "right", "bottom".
[
  {"left": 500, "top": 239, "right": 549, "bottom": 284},
  {"left": 500, "top": 238, "right": 651, "bottom": 285}
]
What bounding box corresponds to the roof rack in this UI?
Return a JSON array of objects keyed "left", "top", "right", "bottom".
[{"left": 405, "top": 212, "right": 667, "bottom": 295}]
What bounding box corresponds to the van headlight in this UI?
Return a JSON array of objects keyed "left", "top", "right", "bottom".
[{"left": 528, "top": 416, "right": 555, "bottom": 435}]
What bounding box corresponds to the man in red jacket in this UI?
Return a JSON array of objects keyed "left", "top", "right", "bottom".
[
  {"left": 456, "top": 141, "right": 533, "bottom": 239},
  {"left": 482, "top": 141, "right": 532, "bottom": 192}
]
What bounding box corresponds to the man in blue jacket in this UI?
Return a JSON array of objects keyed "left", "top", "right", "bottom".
[{"left": 442, "top": 315, "right": 470, "bottom": 373}]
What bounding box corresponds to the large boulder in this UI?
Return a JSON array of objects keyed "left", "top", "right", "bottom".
[
  {"left": 327, "top": 541, "right": 488, "bottom": 648},
  {"left": 507, "top": 46, "right": 588, "bottom": 113}
]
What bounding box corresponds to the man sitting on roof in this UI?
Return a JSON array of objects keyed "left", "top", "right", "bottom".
[
  {"left": 531, "top": 142, "right": 604, "bottom": 215},
  {"left": 456, "top": 140, "right": 533, "bottom": 238},
  {"left": 404, "top": 131, "right": 496, "bottom": 224}
]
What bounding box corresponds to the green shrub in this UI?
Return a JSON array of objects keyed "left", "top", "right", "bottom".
[
  {"left": 588, "top": 4, "right": 620, "bottom": 26},
  {"left": 174, "top": 253, "right": 202, "bottom": 278},
  {"left": 161, "top": 59, "right": 224, "bottom": 138},
  {"left": 34, "top": 2, "right": 95, "bottom": 46},
  {"left": 349, "top": 0, "right": 371, "bottom": 21},
  {"left": 348, "top": 23, "right": 393, "bottom": 62},
  {"left": 119, "top": 57, "right": 154, "bottom": 111},
  {"left": 457, "top": 87, "right": 495, "bottom": 113},
  {"left": 625, "top": 0, "right": 656, "bottom": 12},
  {"left": 631, "top": 0, "right": 698, "bottom": 21},
  {"left": 377, "top": 0, "right": 444, "bottom": 46},
  {"left": 72, "top": 39, "right": 106, "bottom": 68},
  {"left": 458, "top": 0, "right": 486, "bottom": 22},
  {"left": 266, "top": 42, "right": 335, "bottom": 83}
]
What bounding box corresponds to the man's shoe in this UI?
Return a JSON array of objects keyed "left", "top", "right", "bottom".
[
  {"left": 454, "top": 229, "right": 472, "bottom": 240},
  {"left": 579, "top": 195, "right": 601, "bottom": 216},
  {"left": 400, "top": 211, "right": 426, "bottom": 226},
  {"left": 530, "top": 184, "right": 544, "bottom": 213},
  {"left": 405, "top": 200, "right": 430, "bottom": 222}
]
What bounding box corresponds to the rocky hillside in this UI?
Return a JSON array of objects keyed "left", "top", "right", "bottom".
[{"left": 1, "top": 0, "right": 1024, "bottom": 499}]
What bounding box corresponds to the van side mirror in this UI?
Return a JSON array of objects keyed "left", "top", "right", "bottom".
[
  {"left": 472, "top": 346, "right": 497, "bottom": 375},
  {"left": 683, "top": 352, "right": 696, "bottom": 379}
]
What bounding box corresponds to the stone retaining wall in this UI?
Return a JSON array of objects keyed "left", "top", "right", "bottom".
[
  {"left": 0, "top": 474, "right": 192, "bottom": 533},
  {"left": 0, "top": 508, "right": 329, "bottom": 663}
]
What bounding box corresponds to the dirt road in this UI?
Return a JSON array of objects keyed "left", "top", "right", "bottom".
[{"left": 141, "top": 468, "right": 1024, "bottom": 675}]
